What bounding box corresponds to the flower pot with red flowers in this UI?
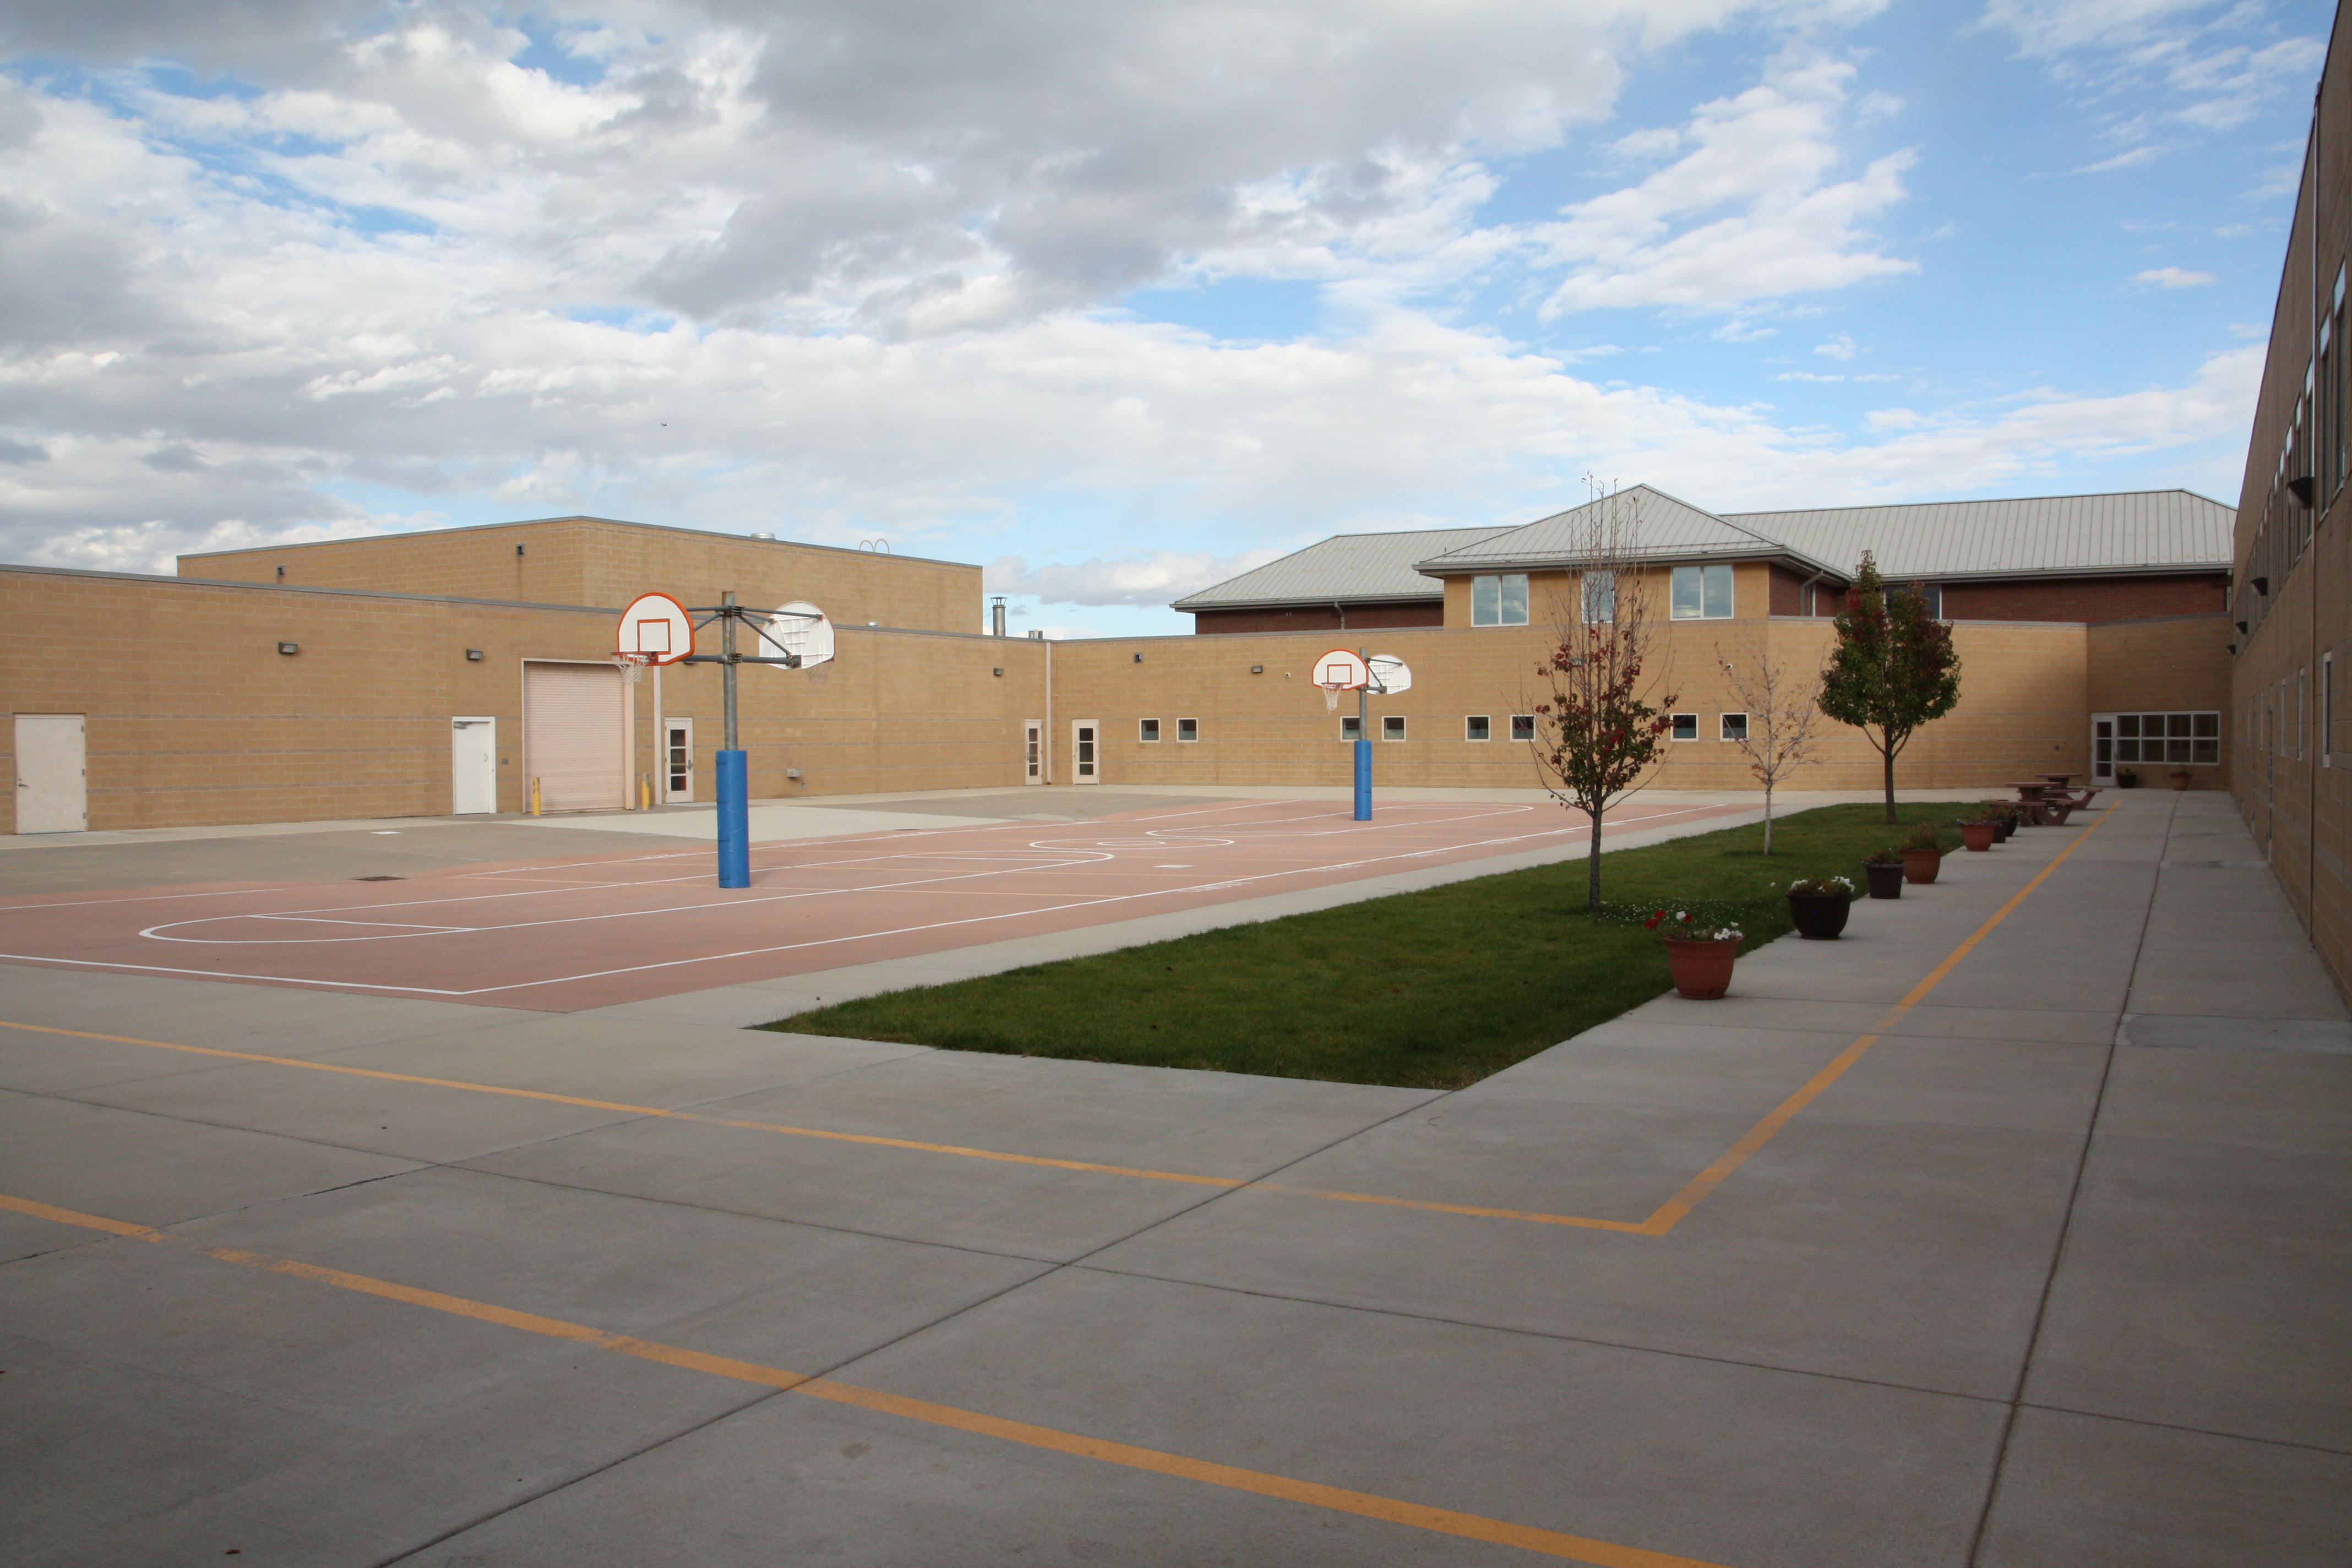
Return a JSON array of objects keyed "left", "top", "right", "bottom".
[
  {"left": 1957, "top": 819, "right": 1999, "bottom": 852},
  {"left": 1900, "top": 825, "right": 1944, "bottom": 885},
  {"left": 1863, "top": 847, "right": 1904, "bottom": 900},
  {"left": 1646, "top": 909, "right": 1744, "bottom": 999},
  {"left": 1781, "top": 874, "right": 1855, "bottom": 938},
  {"left": 1979, "top": 802, "right": 2018, "bottom": 842}
]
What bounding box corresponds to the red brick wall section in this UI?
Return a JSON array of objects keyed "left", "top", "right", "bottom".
[
  {"left": 1942, "top": 575, "right": 2228, "bottom": 623},
  {"left": 1191, "top": 602, "right": 1444, "bottom": 635}
]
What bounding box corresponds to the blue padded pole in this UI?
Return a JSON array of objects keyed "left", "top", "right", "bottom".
[
  {"left": 1353, "top": 737, "right": 1372, "bottom": 821},
  {"left": 716, "top": 749, "right": 750, "bottom": 888}
]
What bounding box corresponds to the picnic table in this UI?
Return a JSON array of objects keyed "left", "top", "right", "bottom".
[{"left": 2010, "top": 782, "right": 2073, "bottom": 826}]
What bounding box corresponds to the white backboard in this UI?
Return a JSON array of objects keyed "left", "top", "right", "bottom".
[
  {"left": 1314, "top": 649, "right": 1371, "bottom": 690},
  {"left": 1367, "top": 655, "right": 1413, "bottom": 695},
  {"left": 616, "top": 592, "right": 695, "bottom": 665},
  {"left": 754, "top": 601, "right": 835, "bottom": 669}
]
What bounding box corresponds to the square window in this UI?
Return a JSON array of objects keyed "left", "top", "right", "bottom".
[
  {"left": 1720, "top": 712, "right": 1748, "bottom": 742},
  {"left": 2117, "top": 715, "right": 2141, "bottom": 737},
  {"left": 2193, "top": 711, "right": 2220, "bottom": 738},
  {"left": 1471, "top": 573, "right": 1529, "bottom": 626},
  {"left": 1383, "top": 715, "right": 1407, "bottom": 741},
  {"left": 1138, "top": 718, "right": 1160, "bottom": 742},
  {"left": 1671, "top": 712, "right": 1697, "bottom": 741},
  {"left": 1340, "top": 716, "right": 1362, "bottom": 742},
  {"left": 1176, "top": 717, "right": 1199, "bottom": 742},
  {"left": 1510, "top": 714, "right": 1535, "bottom": 742},
  {"left": 1466, "top": 715, "right": 1491, "bottom": 742},
  {"left": 1581, "top": 571, "right": 1615, "bottom": 623},
  {"left": 1670, "top": 564, "right": 1733, "bottom": 619}
]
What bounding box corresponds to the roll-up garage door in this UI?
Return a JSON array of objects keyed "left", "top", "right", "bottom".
[{"left": 522, "top": 662, "right": 624, "bottom": 812}]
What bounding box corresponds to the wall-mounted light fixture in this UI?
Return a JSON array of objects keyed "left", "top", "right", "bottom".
[
  {"left": 2236, "top": 620, "right": 2249, "bottom": 634},
  {"left": 992, "top": 667, "right": 1004, "bottom": 677},
  {"left": 275, "top": 565, "right": 285, "bottom": 581},
  {"left": 2253, "top": 576, "right": 2270, "bottom": 595},
  {"left": 515, "top": 543, "right": 526, "bottom": 558},
  {"left": 276, "top": 641, "right": 300, "bottom": 656},
  {"left": 2229, "top": 644, "right": 2238, "bottom": 655},
  {"left": 785, "top": 768, "right": 803, "bottom": 780},
  {"left": 1250, "top": 665, "right": 1264, "bottom": 674},
  {"left": 465, "top": 648, "right": 484, "bottom": 661},
  {"left": 1131, "top": 652, "right": 1144, "bottom": 663},
  {"left": 2289, "top": 476, "right": 2317, "bottom": 508}
]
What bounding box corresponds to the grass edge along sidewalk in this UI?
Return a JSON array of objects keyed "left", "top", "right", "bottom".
[{"left": 765, "top": 803, "right": 1988, "bottom": 1090}]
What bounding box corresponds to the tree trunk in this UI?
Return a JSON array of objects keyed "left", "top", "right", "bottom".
[
  {"left": 1882, "top": 739, "right": 1897, "bottom": 824},
  {"left": 1762, "top": 778, "right": 1774, "bottom": 854},
  {"left": 1586, "top": 801, "right": 1604, "bottom": 911}
]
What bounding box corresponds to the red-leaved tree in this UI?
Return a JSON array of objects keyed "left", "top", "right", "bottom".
[{"left": 1528, "top": 483, "right": 1679, "bottom": 911}]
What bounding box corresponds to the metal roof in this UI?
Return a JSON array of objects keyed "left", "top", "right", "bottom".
[
  {"left": 1721, "top": 490, "right": 2234, "bottom": 581},
  {"left": 1171, "top": 525, "right": 1512, "bottom": 609},
  {"left": 1414, "top": 485, "right": 1840, "bottom": 576}
]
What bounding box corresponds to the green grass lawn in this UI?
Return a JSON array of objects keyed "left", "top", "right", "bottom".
[{"left": 763, "top": 801, "right": 1985, "bottom": 1090}]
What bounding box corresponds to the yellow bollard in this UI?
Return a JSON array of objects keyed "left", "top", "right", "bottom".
[
  {"left": 530, "top": 776, "right": 542, "bottom": 816},
  {"left": 640, "top": 773, "right": 652, "bottom": 810}
]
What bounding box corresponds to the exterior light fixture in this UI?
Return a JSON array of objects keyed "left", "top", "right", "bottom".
[
  {"left": 992, "top": 667, "right": 1004, "bottom": 677},
  {"left": 2236, "top": 620, "right": 2249, "bottom": 633},
  {"left": 2253, "top": 576, "right": 2270, "bottom": 595},
  {"left": 1132, "top": 652, "right": 1144, "bottom": 663},
  {"left": 276, "top": 641, "right": 300, "bottom": 656},
  {"left": 2288, "top": 476, "right": 2317, "bottom": 508},
  {"left": 1251, "top": 664, "right": 1264, "bottom": 674},
  {"left": 465, "top": 648, "right": 484, "bottom": 661}
]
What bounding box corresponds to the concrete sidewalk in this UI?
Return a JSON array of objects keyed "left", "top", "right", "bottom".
[{"left": 0, "top": 791, "right": 2344, "bottom": 1566}]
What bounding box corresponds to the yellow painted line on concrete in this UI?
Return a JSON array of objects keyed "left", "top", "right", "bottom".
[
  {"left": 0, "top": 815, "right": 2106, "bottom": 1239},
  {"left": 0, "top": 1189, "right": 1733, "bottom": 1568},
  {"left": 1634, "top": 807, "right": 2113, "bottom": 1236}
]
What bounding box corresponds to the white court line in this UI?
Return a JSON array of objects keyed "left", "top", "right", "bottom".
[{"left": 0, "top": 809, "right": 1745, "bottom": 996}]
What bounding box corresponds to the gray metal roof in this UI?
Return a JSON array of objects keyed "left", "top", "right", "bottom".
[
  {"left": 1414, "top": 485, "right": 1840, "bottom": 576},
  {"left": 1721, "top": 490, "right": 2234, "bottom": 581},
  {"left": 1172, "top": 525, "right": 1512, "bottom": 609}
]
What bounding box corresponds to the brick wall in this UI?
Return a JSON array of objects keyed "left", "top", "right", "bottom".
[
  {"left": 181, "top": 518, "right": 983, "bottom": 636},
  {"left": 1945, "top": 574, "right": 2228, "bottom": 622},
  {"left": 1191, "top": 601, "right": 1443, "bottom": 635}
]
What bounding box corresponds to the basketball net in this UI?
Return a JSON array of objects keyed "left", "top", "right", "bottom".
[
  {"left": 613, "top": 652, "right": 652, "bottom": 687},
  {"left": 1325, "top": 688, "right": 1340, "bottom": 711}
]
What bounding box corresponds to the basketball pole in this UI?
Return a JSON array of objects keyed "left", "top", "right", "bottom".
[
  {"left": 1353, "top": 645, "right": 1371, "bottom": 821},
  {"left": 715, "top": 590, "right": 750, "bottom": 888}
]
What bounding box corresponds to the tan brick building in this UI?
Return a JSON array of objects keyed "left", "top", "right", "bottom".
[{"left": 6, "top": 491, "right": 2232, "bottom": 834}]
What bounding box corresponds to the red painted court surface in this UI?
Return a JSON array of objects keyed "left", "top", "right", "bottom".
[{"left": 0, "top": 798, "right": 1749, "bottom": 1011}]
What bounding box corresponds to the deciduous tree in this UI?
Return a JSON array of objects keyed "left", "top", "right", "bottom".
[
  {"left": 1528, "top": 483, "right": 1678, "bottom": 911},
  {"left": 1818, "top": 553, "right": 1962, "bottom": 823},
  {"left": 1716, "top": 631, "right": 1826, "bottom": 854}
]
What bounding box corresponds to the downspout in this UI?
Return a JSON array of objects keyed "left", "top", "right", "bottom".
[
  {"left": 1332, "top": 601, "right": 1348, "bottom": 630},
  {"left": 1044, "top": 636, "right": 1054, "bottom": 784}
]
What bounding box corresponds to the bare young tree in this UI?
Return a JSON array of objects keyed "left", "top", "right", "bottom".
[
  {"left": 1528, "top": 481, "right": 1679, "bottom": 912},
  {"left": 1716, "top": 631, "right": 1826, "bottom": 854}
]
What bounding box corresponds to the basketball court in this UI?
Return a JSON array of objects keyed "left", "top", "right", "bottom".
[{"left": 0, "top": 795, "right": 1749, "bottom": 1011}]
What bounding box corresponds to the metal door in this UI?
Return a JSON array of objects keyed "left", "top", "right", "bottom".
[
  {"left": 450, "top": 717, "right": 497, "bottom": 814},
  {"left": 13, "top": 714, "right": 86, "bottom": 833},
  {"left": 1023, "top": 720, "right": 1042, "bottom": 784},
  {"left": 1072, "top": 720, "right": 1099, "bottom": 783},
  {"left": 2090, "top": 713, "right": 2115, "bottom": 783},
  {"left": 522, "top": 662, "right": 625, "bottom": 812},
  {"left": 663, "top": 717, "right": 695, "bottom": 803}
]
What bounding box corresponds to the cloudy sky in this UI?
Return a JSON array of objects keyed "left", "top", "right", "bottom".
[{"left": 0, "top": 0, "right": 2329, "bottom": 635}]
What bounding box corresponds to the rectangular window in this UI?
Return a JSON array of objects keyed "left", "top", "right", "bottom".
[
  {"left": 1465, "top": 715, "right": 1491, "bottom": 742},
  {"left": 1670, "top": 712, "right": 1698, "bottom": 741},
  {"left": 1670, "top": 563, "right": 1733, "bottom": 619},
  {"left": 1340, "top": 716, "right": 1362, "bottom": 741},
  {"left": 1720, "top": 712, "right": 1748, "bottom": 743},
  {"left": 2120, "top": 712, "right": 2222, "bottom": 766},
  {"left": 1472, "top": 573, "right": 1529, "bottom": 626},
  {"left": 1581, "top": 571, "right": 1615, "bottom": 624},
  {"left": 1138, "top": 718, "right": 1160, "bottom": 742},
  {"left": 1510, "top": 714, "right": 1535, "bottom": 742},
  {"left": 1382, "top": 715, "right": 1407, "bottom": 741},
  {"left": 1894, "top": 583, "right": 1944, "bottom": 619},
  {"left": 1176, "top": 717, "right": 1199, "bottom": 743}
]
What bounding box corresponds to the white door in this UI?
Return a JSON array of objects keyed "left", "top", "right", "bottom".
[
  {"left": 451, "top": 717, "right": 497, "bottom": 814},
  {"left": 1072, "top": 720, "right": 1099, "bottom": 784},
  {"left": 663, "top": 717, "right": 695, "bottom": 803},
  {"left": 1023, "top": 720, "right": 1042, "bottom": 785},
  {"left": 13, "top": 714, "right": 86, "bottom": 834}
]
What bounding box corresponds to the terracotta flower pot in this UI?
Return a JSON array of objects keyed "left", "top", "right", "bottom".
[
  {"left": 2169, "top": 770, "right": 2191, "bottom": 791},
  {"left": 1785, "top": 891, "right": 1852, "bottom": 939},
  {"left": 1901, "top": 847, "right": 1942, "bottom": 884},
  {"left": 1663, "top": 935, "right": 1740, "bottom": 999},
  {"left": 1959, "top": 821, "right": 1997, "bottom": 852},
  {"left": 1865, "top": 862, "right": 1904, "bottom": 900}
]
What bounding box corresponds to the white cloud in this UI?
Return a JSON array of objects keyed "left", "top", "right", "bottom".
[
  {"left": 2136, "top": 265, "right": 2217, "bottom": 286},
  {"left": 986, "top": 548, "right": 1288, "bottom": 606},
  {"left": 1534, "top": 56, "right": 1917, "bottom": 315},
  {"left": 1816, "top": 332, "right": 1858, "bottom": 358}
]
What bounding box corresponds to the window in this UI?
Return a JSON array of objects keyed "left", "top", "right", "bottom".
[
  {"left": 1382, "top": 715, "right": 1407, "bottom": 741},
  {"left": 1177, "top": 717, "right": 1199, "bottom": 743},
  {"left": 1581, "top": 571, "right": 1615, "bottom": 623},
  {"left": 2113, "top": 712, "right": 2220, "bottom": 766},
  {"left": 1720, "top": 712, "right": 1748, "bottom": 743},
  {"left": 1670, "top": 564, "right": 1733, "bottom": 619},
  {"left": 1510, "top": 714, "right": 1535, "bottom": 742},
  {"left": 2297, "top": 671, "right": 2307, "bottom": 761},
  {"left": 1472, "top": 573, "right": 1529, "bottom": 626},
  {"left": 1892, "top": 582, "right": 1944, "bottom": 619},
  {"left": 1340, "top": 716, "right": 1362, "bottom": 741},
  {"left": 1138, "top": 718, "right": 1160, "bottom": 742},
  {"left": 1465, "top": 715, "right": 1491, "bottom": 742},
  {"left": 1670, "top": 712, "right": 1698, "bottom": 741}
]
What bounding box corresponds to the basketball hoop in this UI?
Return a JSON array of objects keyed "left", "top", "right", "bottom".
[
  {"left": 613, "top": 652, "right": 652, "bottom": 686},
  {"left": 1314, "top": 648, "right": 1371, "bottom": 712}
]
